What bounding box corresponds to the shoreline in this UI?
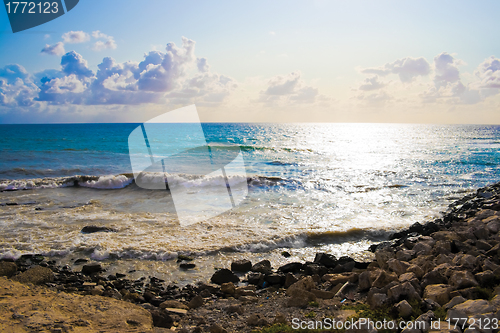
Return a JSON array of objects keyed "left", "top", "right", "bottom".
[{"left": 2, "top": 181, "right": 500, "bottom": 332}]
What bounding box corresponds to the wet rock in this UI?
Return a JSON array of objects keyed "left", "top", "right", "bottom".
[
  {"left": 251, "top": 260, "right": 272, "bottom": 274},
  {"left": 211, "top": 269, "right": 239, "bottom": 285},
  {"left": 423, "top": 284, "right": 453, "bottom": 306},
  {"left": 12, "top": 266, "right": 54, "bottom": 285},
  {"left": 281, "top": 251, "right": 291, "bottom": 258},
  {"left": 82, "top": 264, "right": 102, "bottom": 275},
  {"left": 231, "top": 259, "right": 252, "bottom": 272},
  {"left": 278, "top": 262, "right": 303, "bottom": 274},
  {"left": 0, "top": 261, "right": 17, "bottom": 277},
  {"left": 81, "top": 226, "right": 115, "bottom": 233},
  {"left": 395, "top": 300, "right": 413, "bottom": 318},
  {"left": 179, "top": 263, "right": 196, "bottom": 270},
  {"left": 313, "top": 253, "right": 337, "bottom": 268},
  {"left": 188, "top": 295, "right": 203, "bottom": 309}
]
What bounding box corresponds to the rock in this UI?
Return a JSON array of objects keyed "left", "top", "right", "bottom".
[
  {"left": 159, "top": 300, "right": 189, "bottom": 310},
  {"left": 387, "top": 282, "right": 421, "bottom": 302},
  {"left": 476, "top": 240, "right": 492, "bottom": 251},
  {"left": 188, "top": 295, "right": 203, "bottom": 309},
  {"left": 209, "top": 323, "right": 227, "bottom": 333},
  {"left": 399, "top": 272, "right": 417, "bottom": 283},
  {"left": 265, "top": 273, "right": 284, "bottom": 285},
  {"left": 251, "top": 260, "right": 272, "bottom": 274},
  {"left": 231, "top": 259, "right": 252, "bottom": 272},
  {"left": 274, "top": 313, "right": 287, "bottom": 325},
  {"left": 12, "top": 266, "right": 54, "bottom": 285},
  {"left": 177, "top": 254, "right": 194, "bottom": 261},
  {"left": 278, "top": 262, "right": 303, "bottom": 274},
  {"left": 368, "top": 293, "right": 388, "bottom": 309},
  {"left": 247, "top": 314, "right": 269, "bottom": 326},
  {"left": 210, "top": 269, "right": 239, "bottom": 285},
  {"left": 371, "top": 269, "right": 398, "bottom": 289},
  {"left": 396, "top": 250, "right": 415, "bottom": 262},
  {"left": 335, "top": 282, "right": 357, "bottom": 300},
  {"left": 313, "top": 253, "right": 337, "bottom": 267},
  {"left": 284, "top": 273, "right": 298, "bottom": 288},
  {"left": 414, "top": 310, "right": 435, "bottom": 332},
  {"left": 224, "top": 305, "right": 244, "bottom": 315},
  {"left": 239, "top": 296, "right": 258, "bottom": 304},
  {"left": 387, "top": 259, "right": 410, "bottom": 276},
  {"left": 413, "top": 242, "right": 433, "bottom": 255},
  {"left": 149, "top": 308, "right": 173, "bottom": 328},
  {"left": 82, "top": 264, "right": 102, "bottom": 275},
  {"left": 322, "top": 273, "right": 352, "bottom": 285},
  {"left": 0, "top": 261, "right": 17, "bottom": 277},
  {"left": 444, "top": 296, "right": 467, "bottom": 310},
  {"left": 310, "top": 289, "right": 335, "bottom": 299},
  {"left": 450, "top": 271, "right": 478, "bottom": 289},
  {"left": 423, "top": 284, "right": 452, "bottom": 306},
  {"left": 421, "top": 270, "right": 447, "bottom": 288},
  {"left": 375, "top": 247, "right": 395, "bottom": 270},
  {"left": 220, "top": 282, "right": 235, "bottom": 295},
  {"left": 235, "top": 286, "right": 256, "bottom": 298},
  {"left": 81, "top": 226, "right": 115, "bottom": 233},
  {"left": 247, "top": 272, "right": 264, "bottom": 285},
  {"left": 473, "top": 227, "right": 489, "bottom": 240},
  {"left": 286, "top": 276, "right": 316, "bottom": 307},
  {"left": 281, "top": 251, "right": 291, "bottom": 258},
  {"left": 179, "top": 263, "right": 196, "bottom": 270},
  {"left": 164, "top": 308, "right": 188, "bottom": 315},
  {"left": 396, "top": 300, "right": 413, "bottom": 318},
  {"left": 452, "top": 299, "right": 494, "bottom": 316},
  {"left": 286, "top": 276, "right": 316, "bottom": 295},
  {"left": 358, "top": 270, "right": 371, "bottom": 291}
]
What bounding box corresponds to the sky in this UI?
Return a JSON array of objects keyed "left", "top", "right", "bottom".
[{"left": 0, "top": 0, "right": 500, "bottom": 124}]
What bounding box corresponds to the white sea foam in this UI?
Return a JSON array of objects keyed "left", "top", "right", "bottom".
[{"left": 79, "top": 175, "right": 134, "bottom": 189}]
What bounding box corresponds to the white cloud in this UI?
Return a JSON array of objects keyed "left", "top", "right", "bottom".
[
  {"left": 41, "top": 42, "right": 65, "bottom": 56},
  {"left": 259, "top": 71, "right": 324, "bottom": 104},
  {"left": 92, "top": 31, "right": 117, "bottom": 51},
  {"left": 433, "top": 52, "right": 461, "bottom": 87},
  {"left": 475, "top": 56, "right": 500, "bottom": 89},
  {"left": 358, "top": 76, "right": 386, "bottom": 91},
  {"left": 269, "top": 31, "right": 276, "bottom": 36},
  {"left": 196, "top": 58, "right": 210, "bottom": 72},
  {"left": 62, "top": 31, "right": 90, "bottom": 44},
  {"left": 361, "top": 56, "right": 430, "bottom": 83}
]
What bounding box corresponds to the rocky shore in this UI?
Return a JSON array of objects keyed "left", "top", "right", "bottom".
[{"left": 3, "top": 181, "right": 500, "bottom": 332}]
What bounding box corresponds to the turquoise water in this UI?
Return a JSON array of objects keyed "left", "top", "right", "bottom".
[{"left": 0, "top": 123, "right": 499, "bottom": 282}]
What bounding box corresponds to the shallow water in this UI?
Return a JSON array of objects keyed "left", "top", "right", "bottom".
[{"left": 1, "top": 123, "right": 499, "bottom": 283}]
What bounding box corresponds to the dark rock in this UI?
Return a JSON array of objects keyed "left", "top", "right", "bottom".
[
  {"left": 265, "top": 273, "right": 285, "bottom": 285},
  {"left": 149, "top": 308, "right": 173, "bottom": 328},
  {"left": 251, "top": 260, "right": 272, "bottom": 274},
  {"left": 210, "top": 269, "right": 239, "bottom": 285},
  {"left": 281, "top": 251, "right": 291, "bottom": 258},
  {"left": 82, "top": 264, "right": 102, "bottom": 275},
  {"left": 12, "top": 266, "right": 54, "bottom": 285},
  {"left": 179, "top": 263, "right": 196, "bottom": 270},
  {"left": 303, "top": 262, "right": 327, "bottom": 276},
  {"left": 81, "top": 226, "right": 115, "bottom": 233},
  {"left": 177, "top": 254, "right": 194, "bottom": 261},
  {"left": 246, "top": 272, "right": 263, "bottom": 285},
  {"left": 188, "top": 295, "right": 204, "bottom": 309},
  {"left": 313, "top": 253, "right": 337, "bottom": 267},
  {"left": 0, "top": 261, "right": 17, "bottom": 277},
  {"left": 231, "top": 259, "right": 252, "bottom": 272},
  {"left": 116, "top": 273, "right": 126, "bottom": 278},
  {"left": 74, "top": 259, "right": 88, "bottom": 264},
  {"left": 278, "top": 262, "right": 303, "bottom": 274}
]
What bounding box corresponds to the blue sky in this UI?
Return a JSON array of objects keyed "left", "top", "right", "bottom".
[{"left": 1, "top": 0, "right": 500, "bottom": 123}]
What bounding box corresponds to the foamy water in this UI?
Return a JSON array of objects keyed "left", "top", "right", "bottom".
[{"left": 1, "top": 123, "right": 499, "bottom": 283}]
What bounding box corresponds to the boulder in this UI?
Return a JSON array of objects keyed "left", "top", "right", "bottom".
[
  {"left": 450, "top": 271, "right": 478, "bottom": 289},
  {"left": 284, "top": 273, "right": 298, "bottom": 288},
  {"left": 452, "top": 299, "right": 494, "bottom": 316},
  {"left": 443, "top": 296, "right": 467, "bottom": 310},
  {"left": 313, "top": 253, "right": 337, "bottom": 267},
  {"left": 286, "top": 276, "right": 317, "bottom": 307},
  {"left": 367, "top": 293, "right": 388, "bottom": 309},
  {"left": 278, "top": 262, "right": 303, "bottom": 274},
  {"left": 395, "top": 300, "right": 413, "bottom": 318},
  {"left": 375, "top": 247, "right": 395, "bottom": 270},
  {"left": 322, "top": 273, "right": 352, "bottom": 286},
  {"left": 231, "top": 259, "right": 252, "bottom": 272},
  {"left": 413, "top": 242, "right": 433, "bottom": 255},
  {"left": 387, "top": 259, "right": 410, "bottom": 276},
  {"left": 251, "top": 260, "right": 272, "bottom": 274},
  {"left": 82, "top": 264, "right": 102, "bottom": 275},
  {"left": 396, "top": 250, "right": 415, "bottom": 262},
  {"left": 387, "top": 282, "right": 421, "bottom": 302},
  {"left": 371, "top": 269, "right": 398, "bottom": 289},
  {"left": 0, "top": 261, "right": 17, "bottom": 277},
  {"left": 210, "top": 269, "right": 239, "bottom": 285},
  {"left": 286, "top": 276, "right": 315, "bottom": 295},
  {"left": 12, "top": 266, "right": 54, "bottom": 285},
  {"left": 188, "top": 295, "right": 203, "bottom": 309},
  {"left": 407, "top": 265, "right": 425, "bottom": 279},
  {"left": 421, "top": 270, "right": 447, "bottom": 288},
  {"left": 423, "top": 284, "right": 453, "bottom": 306},
  {"left": 149, "top": 308, "right": 173, "bottom": 328}
]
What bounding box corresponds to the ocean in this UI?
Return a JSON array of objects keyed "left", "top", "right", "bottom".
[{"left": 1, "top": 123, "right": 499, "bottom": 284}]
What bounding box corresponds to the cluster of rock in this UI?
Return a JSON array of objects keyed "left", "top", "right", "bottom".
[{"left": 2, "top": 182, "right": 500, "bottom": 332}]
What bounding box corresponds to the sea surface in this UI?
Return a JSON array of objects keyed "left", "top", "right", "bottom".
[{"left": 1, "top": 123, "right": 499, "bottom": 284}]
